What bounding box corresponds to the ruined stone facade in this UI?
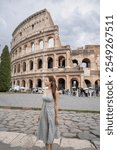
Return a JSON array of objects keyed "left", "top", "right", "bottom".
[{"left": 10, "top": 9, "right": 100, "bottom": 91}]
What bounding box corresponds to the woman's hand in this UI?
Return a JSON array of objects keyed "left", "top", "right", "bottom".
[{"left": 55, "top": 117, "right": 59, "bottom": 126}]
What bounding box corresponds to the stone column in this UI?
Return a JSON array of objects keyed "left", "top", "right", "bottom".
[
  {"left": 25, "top": 79, "right": 29, "bottom": 90},
  {"left": 20, "top": 62, "right": 23, "bottom": 74},
  {"left": 54, "top": 53, "right": 57, "bottom": 69},
  {"left": 80, "top": 74, "right": 84, "bottom": 88},
  {"left": 33, "top": 78, "right": 37, "bottom": 88},
  {"left": 66, "top": 51, "right": 70, "bottom": 68},
  {"left": 66, "top": 75, "right": 70, "bottom": 90},
  {"left": 26, "top": 60, "right": 29, "bottom": 73},
  {"left": 19, "top": 79, "right": 21, "bottom": 87},
  {"left": 35, "top": 40, "right": 39, "bottom": 52},
  {"left": 54, "top": 32, "right": 61, "bottom": 47},
  {"left": 44, "top": 37, "right": 48, "bottom": 50},
  {"left": 42, "top": 55, "right": 47, "bottom": 71},
  {"left": 11, "top": 80, "right": 14, "bottom": 89},
  {"left": 33, "top": 57, "right": 37, "bottom": 73},
  {"left": 42, "top": 76, "right": 45, "bottom": 89},
  {"left": 27, "top": 42, "right": 31, "bottom": 53}
]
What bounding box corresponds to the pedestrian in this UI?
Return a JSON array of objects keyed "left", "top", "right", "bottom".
[{"left": 37, "top": 76, "right": 60, "bottom": 150}]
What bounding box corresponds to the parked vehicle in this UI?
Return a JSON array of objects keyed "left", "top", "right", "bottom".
[{"left": 32, "top": 87, "right": 43, "bottom": 94}]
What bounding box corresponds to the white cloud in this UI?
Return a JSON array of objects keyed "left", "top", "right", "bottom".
[
  {"left": 0, "top": 0, "right": 100, "bottom": 53},
  {"left": 0, "top": 16, "right": 7, "bottom": 29}
]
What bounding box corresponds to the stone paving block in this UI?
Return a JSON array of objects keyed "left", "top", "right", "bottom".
[
  {"left": 18, "top": 134, "right": 37, "bottom": 148},
  {"left": 60, "top": 138, "right": 95, "bottom": 150},
  {"left": 10, "top": 133, "right": 27, "bottom": 147},
  {"left": 0, "top": 131, "right": 10, "bottom": 141},
  {"left": 2, "top": 132, "right": 20, "bottom": 144},
  {"left": 34, "top": 137, "right": 61, "bottom": 149}
]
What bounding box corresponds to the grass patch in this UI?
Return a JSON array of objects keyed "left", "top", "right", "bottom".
[
  {"left": 0, "top": 105, "right": 100, "bottom": 113},
  {"left": 0, "top": 91, "right": 31, "bottom": 94}
]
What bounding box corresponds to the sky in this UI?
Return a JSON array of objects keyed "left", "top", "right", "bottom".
[{"left": 0, "top": 0, "right": 100, "bottom": 54}]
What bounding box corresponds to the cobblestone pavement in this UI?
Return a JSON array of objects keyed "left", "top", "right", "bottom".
[
  {"left": 0, "top": 94, "right": 100, "bottom": 111},
  {"left": 0, "top": 109, "right": 100, "bottom": 149}
]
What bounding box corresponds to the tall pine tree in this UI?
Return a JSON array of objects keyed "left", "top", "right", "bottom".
[{"left": 0, "top": 45, "right": 11, "bottom": 92}]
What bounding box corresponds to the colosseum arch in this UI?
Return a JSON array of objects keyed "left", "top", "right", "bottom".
[
  {"left": 17, "top": 63, "right": 20, "bottom": 73},
  {"left": 37, "top": 59, "right": 42, "bottom": 69},
  {"left": 58, "top": 56, "right": 65, "bottom": 68},
  {"left": 48, "top": 37, "right": 54, "bottom": 48},
  {"left": 22, "top": 80, "right": 26, "bottom": 87},
  {"left": 72, "top": 59, "right": 78, "bottom": 67},
  {"left": 58, "top": 78, "right": 65, "bottom": 90},
  {"left": 17, "top": 80, "right": 20, "bottom": 86},
  {"left": 95, "top": 79, "right": 100, "bottom": 88},
  {"left": 24, "top": 45, "right": 27, "bottom": 54},
  {"left": 70, "top": 78, "right": 79, "bottom": 90},
  {"left": 84, "top": 79, "right": 91, "bottom": 87},
  {"left": 48, "top": 57, "right": 53, "bottom": 68},
  {"left": 14, "top": 65, "right": 16, "bottom": 73},
  {"left": 39, "top": 40, "right": 44, "bottom": 49},
  {"left": 23, "top": 62, "right": 26, "bottom": 72},
  {"left": 29, "top": 60, "right": 33, "bottom": 70},
  {"left": 37, "top": 79, "right": 42, "bottom": 87},
  {"left": 15, "top": 50, "right": 17, "bottom": 57},
  {"left": 29, "top": 79, "right": 33, "bottom": 89},
  {"left": 82, "top": 58, "right": 90, "bottom": 68},
  {"left": 19, "top": 47, "right": 22, "bottom": 55},
  {"left": 31, "top": 42, "right": 35, "bottom": 52}
]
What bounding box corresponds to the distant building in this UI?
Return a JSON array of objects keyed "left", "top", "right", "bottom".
[{"left": 10, "top": 9, "right": 100, "bottom": 91}]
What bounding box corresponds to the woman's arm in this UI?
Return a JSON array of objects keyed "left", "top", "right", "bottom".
[{"left": 54, "top": 91, "right": 59, "bottom": 125}]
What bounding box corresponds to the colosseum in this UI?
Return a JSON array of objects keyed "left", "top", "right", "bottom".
[{"left": 10, "top": 9, "right": 100, "bottom": 93}]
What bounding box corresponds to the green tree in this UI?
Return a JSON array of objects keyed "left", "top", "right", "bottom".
[{"left": 0, "top": 45, "right": 11, "bottom": 92}]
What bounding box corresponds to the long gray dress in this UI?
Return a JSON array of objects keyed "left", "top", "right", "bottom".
[{"left": 37, "top": 95, "right": 60, "bottom": 144}]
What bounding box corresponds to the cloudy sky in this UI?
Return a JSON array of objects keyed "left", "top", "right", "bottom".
[{"left": 0, "top": 0, "right": 100, "bottom": 54}]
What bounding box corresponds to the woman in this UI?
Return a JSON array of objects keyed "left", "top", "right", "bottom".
[{"left": 37, "top": 76, "right": 60, "bottom": 150}]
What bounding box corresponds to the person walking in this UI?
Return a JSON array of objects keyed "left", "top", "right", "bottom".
[{"left": 37, "top": 76, "right": 60, "bottom": 150}]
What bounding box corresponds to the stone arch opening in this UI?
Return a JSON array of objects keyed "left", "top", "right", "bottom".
[
  {"left": 70, "top": 78, "right": 79, "bottom": 91},
  {"left": 19, "top": 47, "right": 22, "bottom": 54},
  {"left": 15, "top": 50, "right": 17, "bottom": 56},
  {"left": 95, "top": 79, "right": 100, "bottom": 88},
  {"left": 23, "top": 62, "right": 26, "bottom": 72},
  {"left": 22, "top": 80, "right": 26, "bottom": 87},
  {"left": 58, "top": 78, "right": 65, "bottom": 90},
  {"left": 17, "top": 80, "right": 20, "bottom": 86},
  {"left": 14, "top": 65, "right": 16, "bottom": 73},
  {"left": 31, "top": 42, "right": 35, "bottom": 52},
  {"left": 58, "top": 56, "right": 65, "bottom": 68},
  {"left": 29, "top": 60, "right": 33, "bottom": 70},
  {"left": 17, "top": 64, "right": 20, "bottom": 73},
  {"left": 24, "top": 45, "right": 27, "bottom": 53},
  {"left": 37, "top": 59, "right": 42, "bottom": 69},
  {"left": 82, "top": 58, "right": 90, "bottom": 68},
  {"left": 39, "top": 40, "right": 44, "bottom": 49},
  {"left": 37, "top": 79, "right": 42, "bottom": 87},
  {"left": 84, "top": 79, "right": 91, "bottom": 87},
  {"left": 29, "top": 80, "right": 33, "bottom": 89},
  {"left": 48, "top": 37, "right": 54, "bottom": 48},
  {"left": 48, "top": 57, "right": 53, "bottom": 68},
  {"left": 72, "top": 59, "right": 78, "bottom": 67}
]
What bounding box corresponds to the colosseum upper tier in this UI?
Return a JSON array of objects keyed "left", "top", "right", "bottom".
[{"left": 10, "top": 9, "right": 100, "bottom": 91}]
